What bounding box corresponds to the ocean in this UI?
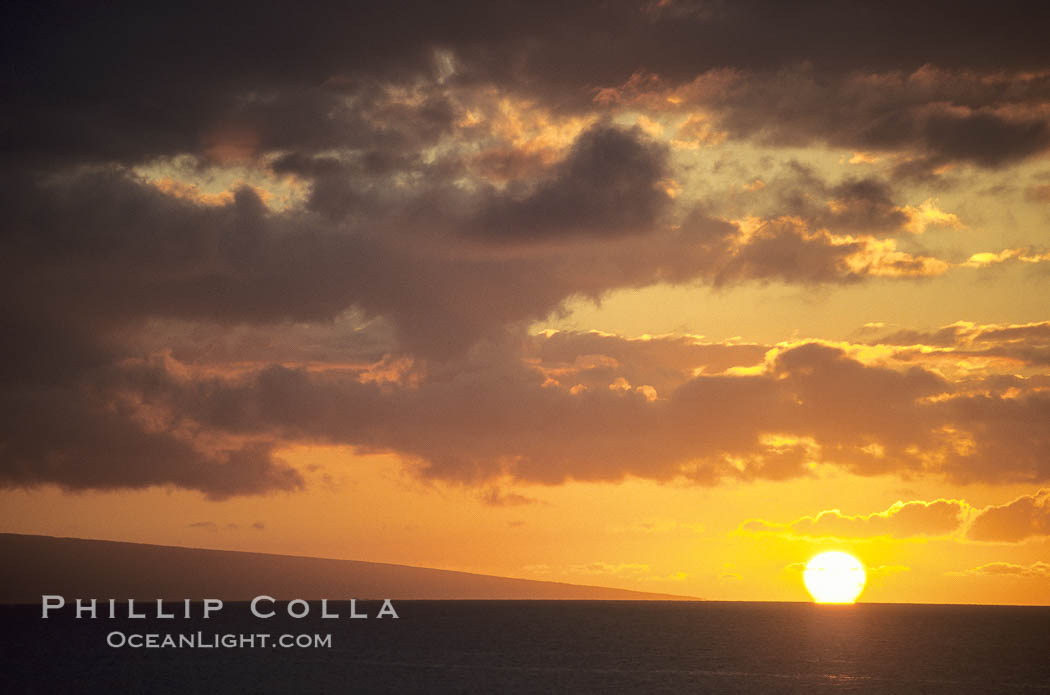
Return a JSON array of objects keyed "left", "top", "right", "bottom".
[{"left": 2, "top": 601, "right": 1048, "bottom": 693}]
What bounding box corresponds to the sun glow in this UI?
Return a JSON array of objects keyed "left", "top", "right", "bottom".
[{"left": 803, "top": 551, "right": 866, "bottom": 604}]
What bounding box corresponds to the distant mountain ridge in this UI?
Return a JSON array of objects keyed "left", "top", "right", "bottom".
[{"left": 0, "top": 533, "right": 698, "bottom": 603}]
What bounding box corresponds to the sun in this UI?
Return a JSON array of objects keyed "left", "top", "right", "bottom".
[{"left": 803, "top": 551, "right": 866, "bottom": 603}]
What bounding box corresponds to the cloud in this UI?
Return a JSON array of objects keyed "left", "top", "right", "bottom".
[
  {"left": 968, "top": 490, "right": 1050, "bottom": 543},
  {"left": 815, "top": 178, "right": 911, "bottom": 235},
  {"left": 712, "top": 217, "right": 949, "bottom": 285},
  {"left": 0, "top": 378, "right": 302, "bottom": 499},
  {"left": 741, "top": 499, "right": 971, "bottom": 539},
  {"left": 961, "top": 248, "right": 1050, "bottom": 268},
  {"left": 953, "top": 561, "right": 1050, "bottom": 578},
  {"left": 5, "top": 266, "right": 1050, "bottom": 496},
  {"left": 2, "top": 140, "right": 962, "bottom": 374},
  {"left": 8, "top": 1, "right": 1050, "bottom": 173},
  {"left": 744, "top": 488, "right": 1050, "bottom": 544},
  {"left": 3, "top": 1, "right": 1050, "bottom": 498},
  {"left": 596, "top": 64, "right": 1050, "bottom": 169},
  {"left": 74, "top": 340, "right": 1050, "bottom": 486},
  {"left": 478, "top": 487, "right": 538, "bottom": 507},
  {"left": 1027, "top": 184, "right": 1050, "bottom": 203},
  {"left": 733, "top": 164, "right": 942, "bottom": 238},
  {"left": 140, "top": 341, "right": 956, "bottom": 485},
  {"left": 7, "top": 305, "right": 1050, "bottom": 495},
  {"left": 474, "top": 124, "right": 672, "bottom": 240},
  {"left": 871, "top": 321, "right": 1050, "bottom": 369},
  {"left": 2, "top": 157, "right": 692, "bottom": 363},
  {"left": 530, "top": 330, "right": 765, "bottom": 397}
]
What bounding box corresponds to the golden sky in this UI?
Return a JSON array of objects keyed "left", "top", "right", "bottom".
[{"left": 2, "top": 1, "right": 1050, "bottom": 604}]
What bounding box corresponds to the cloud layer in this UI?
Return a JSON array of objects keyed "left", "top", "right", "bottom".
[
  {"left": 742, "top": 488, "right": 1050, "bottom": 543},
  {"left": 3, "top": 2, "right": 1049, "bottom": 496}
]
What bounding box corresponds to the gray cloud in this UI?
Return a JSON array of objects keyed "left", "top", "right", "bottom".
[{"left": 474, "top": 125, "right": 671, "bottom": 240}]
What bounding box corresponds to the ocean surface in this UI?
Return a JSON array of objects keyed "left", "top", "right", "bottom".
[{"left": 2, "top": 601, "right": 1048, "bottom": 693}]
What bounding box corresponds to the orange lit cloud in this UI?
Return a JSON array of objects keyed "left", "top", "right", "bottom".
[
  {"left": 961, "top": 248, "right": 1050, "bottom": 268},
  {"left": 26, "top": 334, "right": 1050, "bottom": 494},
  {"left": 478, "top": 487, "right": 539, "bottom": 507},
  {"left": 148, "top": 177, "right": 235, "bottom": 206},
  {"left": 741, "top": 498, "right": 972, "bottom": 539},
  {"left": 873, "top": 320, "right": 1050, "bottom": 370},
  {"left": 953, "top": 561, "right": 1050, "bottom": 578},
  {"left": 744, "top": 488, "right": 1050, "bottom": 545},
  {"left": 968, "top": 490, "right": 1050, "bottom": 543}
]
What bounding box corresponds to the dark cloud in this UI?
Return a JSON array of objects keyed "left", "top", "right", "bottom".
[
  {"left": 921, "top": 111, "right": 1050, "bottom": 168},
  {"left": 5, "top": 1, "right": 1050, "bottom": 170},
  {"left": 715, "top": 162, "right": 918, "bottom": 237},
  {"left": 1, "top": 175, "right": 375, "bottom": 326},
  {"left": 3, "top": 127, "right": 931, "bottom": 373},
  {"left": 5, "top": 251, "right": 1050, "bottom": 499},
  {"left": 3, "top": 1, "right": 1048, "bottom": 497},
  {"left": 939, "top": 392, "right": 1050, "bottom": 485},
  {"left": 474, "top": 125, "right": 671, "bottom": 240},
  {"left": 470, "top": 148, "right": 553, "bottom": 183},
  {"left": 820, "top": 178, "right": 910, "bottom": 235},
  {"left": 2, "top": 2, "right": 454, "bottom": 167},
  {"left": 0, "top": 381, "right": 302, "bottom": 498},
  {"left": 26, "top": 338, "right": 1042, "bottom": 489},
  {"left": 187, "top": 340, "right": 1041, "bottom": 487},
  {"left": 599, "top": 65, "right": 1050, "bottom": 169}
]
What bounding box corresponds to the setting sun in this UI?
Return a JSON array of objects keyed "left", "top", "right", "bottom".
[
  {"left": 804, "top": 552, "right": 867, "bottom": 604},
  {"left": 5, "top": 2, "right": 1050, "bottom": 692}
]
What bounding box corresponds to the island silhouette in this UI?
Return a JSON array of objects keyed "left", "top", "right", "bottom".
[{"left": 0, "top": 533, "right": 697, "bottom": 603}]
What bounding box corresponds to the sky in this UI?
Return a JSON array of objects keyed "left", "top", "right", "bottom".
[{"left": 2, "top": 0, "right": 1049, "bottom": 604}]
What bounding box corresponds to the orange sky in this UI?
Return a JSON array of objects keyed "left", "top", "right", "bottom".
[{"left": 3, "top": 2, "right": 1050, "bottom": 605}]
